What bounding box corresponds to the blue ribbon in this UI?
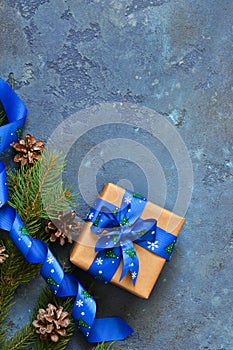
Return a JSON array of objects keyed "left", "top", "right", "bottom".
[
  {"left": 0, "top": 78, "right": 27, "bottom": 152},
  {"left": 87, "top": 190, "right": 177, "bottom": 285},
  {"left": 0, "top": 79, "right": 133, "bottom": 342}
]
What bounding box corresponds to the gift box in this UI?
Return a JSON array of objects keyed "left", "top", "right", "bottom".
[{"left": 70, "top": 183, "right": 185, "bottom": 298}]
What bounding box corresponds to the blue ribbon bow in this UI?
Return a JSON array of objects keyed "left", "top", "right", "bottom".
[
  {"left": 87, "top": 189, "right": 177, "bottom": 285},
  {"left": 0, "top": 79, "right": 133, "bottom": 342}
]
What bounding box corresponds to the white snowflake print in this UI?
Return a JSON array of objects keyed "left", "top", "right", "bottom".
[
  {"left": 76, "top": 299, "right": 84, "bottom": 307},
  {"left": 95, "top": 257, "right": 103, "bottom": 265},
  {"left": 88, "top": 212, "right": 94, "bottom": 220},
  {"left": 46, "top": 256, "right": 54, "bottom": 264},
  {"left": 147, "top": 241, "right": 159, "bottom": 251},
  {"left": 124, "top": 195, "right": 132, "bottom": 205},
  {"left": 131, "top": 271, "right": 137, "bottom": 280},
  {"left": 28, "top": 241, "right": 32, "bottom": 248}
]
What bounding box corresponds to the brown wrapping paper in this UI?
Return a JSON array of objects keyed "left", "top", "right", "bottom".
[{"left": 70, "top": 183, "right": 185, "bottom": 298}]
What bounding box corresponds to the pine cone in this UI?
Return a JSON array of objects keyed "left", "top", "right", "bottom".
[
  {"left": 0, "top": 245, "right": 8, "bottom": 263},
  {"left": 45, "top": 211, "right": 82, "bottom": 246},
  {"left": 32, "top": 303, "right": 70, "bottom": 342},
  {"left": 11, "top": 133, "right": 45, "bottom": 166}
]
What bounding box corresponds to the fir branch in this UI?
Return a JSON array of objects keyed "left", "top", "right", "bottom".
[
  {"left": 2, "top": 286, "right": 75, "bottom": 350},
  {"left": 0, "top": 238, "right": 40, "bottom": 344},
  {"left": 7, "top": 150, "right": 77, "bottom": 238},
  {"left": 2, "top": 326, "right": 36, "bottom": 350},
  {"left": 38, "top": 150, "right": 77, "bottom": 219}
]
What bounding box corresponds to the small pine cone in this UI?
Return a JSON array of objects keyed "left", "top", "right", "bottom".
[
  {"left": 45, "top": 211, "right": 82, "bottom": 246},
  {"left": 32, "top": 303, "right": 70, "bottom": 342},
  {"left": 11, "top": 133, "right": 45, "bottom": 166},
  {"left": 0, "top": 245, "right": 8, "bottom": 263}
]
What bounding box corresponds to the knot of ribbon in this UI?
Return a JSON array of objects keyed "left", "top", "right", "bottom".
[
  {"left": 87, "top": 189, "right": 177, "bottom": 285},
  {"left": 0, "top": 79, "right": 133, "bottom": 342}
]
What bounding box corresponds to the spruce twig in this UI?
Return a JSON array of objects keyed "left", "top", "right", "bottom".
[
  {"left": 0, "top": 239, "right": 40, "bottom": 343},
  {"left": 2, "top": 286, "right": 75, "bottom": 350},
  {"left": 38, "top": 150, "right": 77, "bottom": 219},
  {"left": 7, "top": 150, "right": 77, "bottom": 237}
]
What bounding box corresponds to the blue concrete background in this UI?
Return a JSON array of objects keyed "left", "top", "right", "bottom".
[{"left": 1, "top": 0, "right": 233, "bottom": 349}]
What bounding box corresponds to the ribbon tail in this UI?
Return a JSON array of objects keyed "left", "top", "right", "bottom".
[
  {"left": 120, "top": 241, "right": 139, "bottom": 285},
  {"left": 88, "top": 317, "right": 134, "bottom": 343},
  {"left": 119, "top": 249, "right": 131, "bottom": 282}
]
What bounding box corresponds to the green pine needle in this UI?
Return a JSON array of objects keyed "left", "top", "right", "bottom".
[
  {"left": 38, "top": 149, "right": 77, "bottom": 219},
  {"left": 93, "top": 342, "right": 116, "bottom": 350}
]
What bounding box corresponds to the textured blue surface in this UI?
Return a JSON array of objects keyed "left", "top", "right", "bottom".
[{"left": 0, "top": 1, "right": 233, "bottom": 349}]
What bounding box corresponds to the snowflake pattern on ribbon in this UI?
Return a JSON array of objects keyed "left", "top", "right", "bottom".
[
  {"left": 76, "top": 300, "right": 84, "bottom": 307},
  {"left": 95, "top": 257, "right": 103, "bottom": 265},
  {"left": 147, "top": 241, "right": 159, "bottom": 251},
  {"left": 124, "top": 195, "right": 132, "bottom": 205},
  {"left": 47, "top": 256, "right": 54, "bottom": 264}
]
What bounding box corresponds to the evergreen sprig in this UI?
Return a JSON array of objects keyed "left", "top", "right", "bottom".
[
  {"left": 0, "top": 238, "right": 40, "bottom": 344},
  {"left": 38, "top": 150, "right": 77, "bottom": 219},
  {"left": 2, "top": 285, "right": 75, "bottom": 350},
  {"left": 93, "top": 342, "right": 116, "bottom": 350},
  {"left": 7, "top": 150, "right": 77, "bottom": 237}
]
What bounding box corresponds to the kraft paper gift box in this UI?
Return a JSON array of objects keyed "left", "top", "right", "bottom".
[{"left": 70, "top": 183, "right": 185, "bottom": 299}]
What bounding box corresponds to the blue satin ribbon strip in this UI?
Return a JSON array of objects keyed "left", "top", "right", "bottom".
[
  {"left": 87, "top": 190, "right": 177, "bottom": 285},
  {"left": 0, "top": 79, "right": 133, "bottom": 342},
  {"left": 0, "top": 78, "right": 27, "bottom": 152}
]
